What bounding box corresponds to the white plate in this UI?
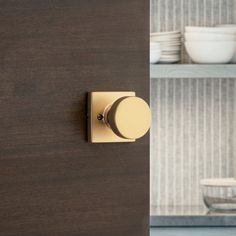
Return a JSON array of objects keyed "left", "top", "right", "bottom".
[
  {"left": 150, "top": 41, "right": 161, "bottom": 45},
  {"left": 150, "top": 42, "right": 161, "bottom": 49},
  {"left": 160, "top": 41, "right": 182, "bottom": 46},
  {"left": 150, "top": 35, "right": 181, "bottom": 42},
  {"left": 160, "top": 58, "right": 180, "bottom": 60},
  {"left": 150, "top": 41, "right": 161, "bottom": 47},
  {"left": 151, "top": 37, "right": 181, "bottom": 42},
  {"left": 161, "top": 48, "right": 181, "bottom": 52},
  {"left": 161, "top": 51, "right": 180, "bottom": 55},
  {"left": 159, "top": 59, "right": 180, "bottom": 63},
  {"left": 150, "top": 52, "right": 161, "bottom": 64},
  {"left": 160, "top": 54, "right": 180, "bottom": 58},
  {"left": 150, "top": 30, "right": 181, "bottom": 36},
  {"left": 162, "top": 46, "right": 181, "bottom": 51},
  {"left": 153, "top": 33, "right": 181, "bottom": 38}
]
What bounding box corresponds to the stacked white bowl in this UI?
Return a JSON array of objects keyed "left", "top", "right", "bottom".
[
  {"left": 216, "top": 24, "right": 236, "bottom": 63},
  {"left": 185, "top": 26, "right": 236, "bottom": 64},
  {"left": 150, "top": 31, "right": 181, "bottom": 63},
  {"left": 150, "top": 42, "right": 161, "bottom": 64}
]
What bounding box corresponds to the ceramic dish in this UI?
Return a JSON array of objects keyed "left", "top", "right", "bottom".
[
  {"left": 150, "top": 35, "right": 181, "bottom": 42},
  {"left": 150, "top": 51, "right": 161, "bottom": 64},
  {"left": 150, "top": 42, "right": 162, "bottom": 64},
  {"left": 161, "top": 51, "right": 181, "bottom": 55},
  {"left": 150, "top": 30, "right": 181, "bottom": 36},
  {"left": 160, "top": 41, "right": 182, "bottom": 46},
  {"left": 216, "top": 24, "right": 236, "bottom": 28},
  {"left": 150, "top": 42, "right": 161, "bottom": 49},
  {"left": 160, "top": 55, "right": 180, "bottom": 59},
  {"left": 216, "top": 25, "right": 236, "bottom": 63},
  {"left": 162, "top": 46, "right": 181, "bottom": 51},
  {"left": 185, "top": 32, "right": 236, "bottom": 41},
  {"left": 201, "top": 178, "right": 236, "bottom": 212},
  {"left": 185, "top": 26, "right": 236, "bottom": 34},
  {"left": 185, "top": 41, "right": 236, "bottom": 64},
  {"left": 150, "top": 31, "right": 181, "bottom": 64},
  {"left": 159, "top": 59, "right": 180, "bottom": 63}
]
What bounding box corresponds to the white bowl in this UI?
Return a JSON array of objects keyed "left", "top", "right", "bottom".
[
  {"left": 201, "top": 178, "right": 236, "bottom": 212},
  {"left": 185, "top": 32, "right": 236, "bottom": 41},
  {"left": 185, "top": 41, "right": 236, "bottom": 64},
  {"left": 216, "top": 24, "right": 236, "bottom": 28},
  {"left": 231, "top": 54, "right": 236, "bottom": 63},
  {"left": 216, "top": 25, "right": 236, "bottom": 63},
  {"left": 150, "top": 50, "right": 161, "bottom": 64},
  {"left": 150, "top": 42, "right": 161, "bottom": 50},
  {"left": 185, "top": 26, "right": 236, "bottom": 34}
]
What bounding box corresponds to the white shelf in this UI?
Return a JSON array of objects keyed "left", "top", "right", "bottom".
[{"left": 150, "top": 64, "right": 236, "bottom": 79}]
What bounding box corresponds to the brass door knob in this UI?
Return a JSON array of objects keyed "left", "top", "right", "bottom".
[
  {"left": 89, "top": 91, "right": 151, "bottom": 143},
  {"left": 105, "top": 96, "right": 151, "bottom": 140}
]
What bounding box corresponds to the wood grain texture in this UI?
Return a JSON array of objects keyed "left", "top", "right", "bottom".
[{"left": 0, "top": 1, "right": 149, "bottom": 236}]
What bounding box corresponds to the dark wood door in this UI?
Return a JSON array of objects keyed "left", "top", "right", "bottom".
[{"left": 0, "top": 1, "right": 149, "bottom": 236}]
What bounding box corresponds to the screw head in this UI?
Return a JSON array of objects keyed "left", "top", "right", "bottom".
[{"left": 97, "top": 114, "right": 104, "bottom": 121}]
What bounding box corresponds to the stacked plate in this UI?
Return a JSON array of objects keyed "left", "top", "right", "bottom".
[
  {"left": 150, "top": 31, "right": 181, "bottom": 63},
  {"left": 150, "top": 42, "right": 162, "bottom": 64},
  {"left": 185, "top": 26, "right": 236, "bottom": 64}
]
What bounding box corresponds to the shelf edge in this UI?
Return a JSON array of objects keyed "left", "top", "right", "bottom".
[{"left": 150, "top": 64, "right": 236, "bottom": 79}]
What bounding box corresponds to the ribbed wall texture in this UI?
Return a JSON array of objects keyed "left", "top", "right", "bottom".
[
  {"left": 150, "top": 0, "right": 236, "bottom": 63},
  {"left": 150, "top": 78, "right": 236, "bottom": 207}
]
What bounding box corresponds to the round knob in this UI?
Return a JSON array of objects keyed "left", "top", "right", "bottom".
[{"left": 106, "top": 96, "right": 151, "bottom": 140}]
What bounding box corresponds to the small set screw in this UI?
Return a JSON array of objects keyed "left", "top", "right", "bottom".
[{"left": 97, "top": 114, "right": 104, "bottom": 121}]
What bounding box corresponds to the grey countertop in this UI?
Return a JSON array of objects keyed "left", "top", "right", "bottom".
[
  {"left": 151, "top": 206, "right": 236, "bottom": 226},
  {"left": 150, "top": 227, "right": 236, "bottom": 236}
]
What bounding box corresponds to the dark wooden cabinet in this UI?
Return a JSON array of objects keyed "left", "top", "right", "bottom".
[{"left": 0, "top": 1, "right": 149, "bottom": 235}]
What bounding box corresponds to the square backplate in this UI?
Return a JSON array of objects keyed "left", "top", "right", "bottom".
[{"left": 88, "top": 91, "right": 135, "bottom": 143}]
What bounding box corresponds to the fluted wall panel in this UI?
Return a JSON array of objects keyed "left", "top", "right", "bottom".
[{"left": 150, "top": 78, "right": 236, "bottom": 207}]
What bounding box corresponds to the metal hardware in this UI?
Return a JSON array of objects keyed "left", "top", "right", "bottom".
[{"left": 88, "top": 91, "right": 151, "bottom": 143}]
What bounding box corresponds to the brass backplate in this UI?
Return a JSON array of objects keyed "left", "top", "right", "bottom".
[{"left": 88, "top": 91, "right": 135, "bottom": 143}]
